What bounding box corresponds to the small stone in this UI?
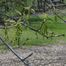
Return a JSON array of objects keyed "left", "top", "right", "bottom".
[{"left": 64, "top": 64, "right": 66, "bottom": 66}]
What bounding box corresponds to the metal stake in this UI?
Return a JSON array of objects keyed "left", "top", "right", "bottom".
[{"left": 0, "top": 37, "right": 33, "bottom": 66}]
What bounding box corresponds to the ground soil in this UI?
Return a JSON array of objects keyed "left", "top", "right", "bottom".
[{"left": 0, "top": 44, "right": 66, "bottom": 66}]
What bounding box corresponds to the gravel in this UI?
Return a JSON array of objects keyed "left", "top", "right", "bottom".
[{"left": 0, "top": 44, "right": 66, "bottom": 66}]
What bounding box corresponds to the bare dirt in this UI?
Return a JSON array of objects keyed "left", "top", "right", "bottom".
[{"left": 0, "top": 44, "right": 66, "bottom": 66}]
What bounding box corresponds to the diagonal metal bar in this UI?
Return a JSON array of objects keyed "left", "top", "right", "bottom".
[
  {"left": 0, "top": 37, "right": 32, "bottom": 66},
  {"left": 22, "top": 53, "right": 33, "bottom": 61}
]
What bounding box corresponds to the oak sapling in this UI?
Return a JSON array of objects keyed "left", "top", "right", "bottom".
[{"left": 15, "top": 18, "right": 23, "bottom": 47}]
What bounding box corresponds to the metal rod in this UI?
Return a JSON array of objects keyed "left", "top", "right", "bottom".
[{"left": 0, "top": 37, "right": 32, "bottom": 66}]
